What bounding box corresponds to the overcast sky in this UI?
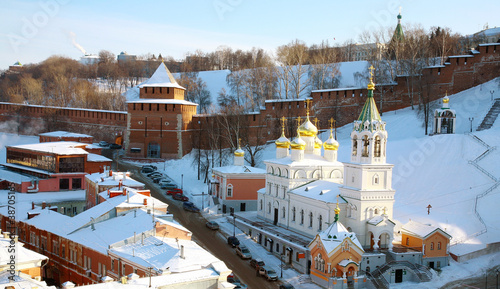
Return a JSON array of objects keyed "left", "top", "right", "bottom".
[{"left": 1, "top": 0, "right": 498, "bottom": 70}]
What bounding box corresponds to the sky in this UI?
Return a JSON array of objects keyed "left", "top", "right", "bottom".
[{"left": 1, "top": 0, "right": 499, "bottom": 70}]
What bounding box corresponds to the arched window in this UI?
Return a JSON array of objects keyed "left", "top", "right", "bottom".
[
  {"left": 309, "top": 212, "right": 313, "bottom": 227},
  {"left": 318, "top": 215, "right": 323, "bottom": 231},
  {"left": 283, "top": 187, "right": 287, "bottom": 199},
  {"left": 374, "top": 208, "right": 379, "bottom": 215},
  {"left": 362, "top": 135, "right": 369, "bottom": 157},
  {"left": 406, "top": 237, "right": 409, "bottom": 246},
  {"left": 275, "top": 185, "right": 279, "bottom": 197},
  {"left": 268, "top": 202, "right": 271, "bottom": 214},
  {"left": 374, "top": 135, "right": 381, "bottom": 157},
  {"left": 282, "top": 207, "right": 286, "bottom": 218},
  {"left": 430, "top": 242, "right": 434, "bottom": 250},
  {"left": 292, "top": 207, "right": 296, "bottom": 222},
  {"left": 373, "top": 174, "right": 379, "bottom": 185},
  {"left": 437, "top": 242, "right": 441, "bottom": 250},
  {"left": 352, "top": 136, "right": 358, "bottom": 156},
  {"left": 227, "top": 184, "right": 233, "bottom": 197},
  {"left": 368, "top": 208, "right": 374, "bottom": 218},
  {"left": 300, "top": 210, "right": 304, "bottom": 225}
]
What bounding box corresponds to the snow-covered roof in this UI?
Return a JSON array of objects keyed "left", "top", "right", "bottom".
[
  {"left": 85, "top": 171, "right": 144, "bottom": 188},
  {"left": 87, "top": 153, "right": 112, "bottom": 162},
  {"left": 289, "top": 180, "right": 345, "bottom": 203},
  {"left": 138, "top": 62, "right": 185, "bottom": 90},
  {"left": 0, "top": 166, "right": 39, "bottom": 183},
  {"left": 211, "top": 165, "right": 266, "bottom": 175},
  {"left": 402, "top": 220, "right": 451, "bottom": 239},
  {"left": 0, "top": 236, "right": 48, "bottom": 266},
  {"left": 110, "top": 234, "right": 225, "bottom": 273},
  {"left": 265, "top": 153, "right": 344, "bottom": 168},
  {"left": 0, "top": 271, "right": 56, "bottom": 289},
  {"left": 312, "top": 87, "right": 364, "bottom": 93},
  {"left": 317, "top": 220, "right": 363, "bottom": 254},
  {"left": 126, "top": 99, "right": 197, "bottom": 106},
  {"left": 264, "top": 98, "right": 307, "bottom": 103},
  {"left": 0, "top": 102, "right": 128, "bottom": 115},
  {"left": 448, "top": 55, "right": 474, "bottom": 58},
  {"left": 39, "top": 131, "right": 93, "bottom": 138},
  {"left": 338, "top": 259, "right": 359, "bottom": 267},
  {"left": 7, "top": 141, "right": 89, "bottom": 156}
]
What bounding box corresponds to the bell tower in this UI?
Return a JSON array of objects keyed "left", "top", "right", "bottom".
[{"left": 341, "top": 66, "right": 395, "bottom": 250}]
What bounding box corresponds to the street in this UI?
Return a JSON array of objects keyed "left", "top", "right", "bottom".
[{"left": 114, "top": 156, "right": 279, "bottom": 289}]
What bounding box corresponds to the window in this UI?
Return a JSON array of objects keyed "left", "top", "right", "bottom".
[
  {"left": 292, "top": 207, "right": 296, "bottom": 221},
  {"left": 61, "top": 245, "right": 65, "bottom": 258},
  {"left": 268, "top": 203, "right": 271, "bottom": 214},
  {"left": 300, "top": 210, "right": 304, "bottom": 225},
  {"left": 374, "top": 136, "right": 381, "bottom": 157},
  {"left": 406, "top": 237, "right": 409, "bottom": 246},
  {"left": 438, "top": 242, "right": 441, "bottom": 250},
  {"left": 259, "top": 200, "right": 263, "bottom": 210},
  {"left": 430, "top": 242, "right": 434, "bottom": 250},
  {"left": 282, "top": 207, "right": 286, "bottom": 218},
  {"left": 111, "top": 259, "right": 115, "bottom": 271},
  {"left": 352, "top": 136, "right": 358, "bottom": 156},
  {"left": 373, "top": 174, "right": 379, "bottom": 185},
  {"left": 227, "top": 185, "right": 233, "bottom": 197},
  {"left": 309, "top": 212, "right": 313, "bottom": 227},
  {"left": 318, "top": 215, "right": 323, "bottom": 231},
  {"left": 362, "top": 135, "right": 369, "bottom": 157},
  {"left": 52, "top": 240, "right": 59, "bottom": 255}
]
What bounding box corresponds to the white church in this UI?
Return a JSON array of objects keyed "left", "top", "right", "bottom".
[{"left": 256, "top": 68, "right": 396, "bottom": 252}]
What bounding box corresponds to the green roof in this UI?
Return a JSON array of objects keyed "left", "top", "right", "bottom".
[{"left": 356, "top": 89, "right": 382, "bottom": 131}]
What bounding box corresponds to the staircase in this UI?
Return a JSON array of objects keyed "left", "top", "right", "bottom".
[{"left": 477, "top": 99, "right": 500, "bottom": 131}]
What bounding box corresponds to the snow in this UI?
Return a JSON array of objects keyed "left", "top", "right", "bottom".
[
  {"left": 7, "top": 141, "right": 89, "bottom": 156},
  {"left": 138, "top": 63, "right": 185, "bottom": 90},
  {"left": 290, "top": 181, "right": 345, "bottom": 203},
  {"left": 39, "top": 131, "right": 93, "bottom": 138},
  {"left": 401, "top": 220, "right": 451, "bottom": 239},
  {"left": 87, "top": 153, "right": 111, "bottom": 162},
  {"left": 0, "top": 236, "right": 48, "bottom": 265},
  {"left": 120, "top": 77, "right": 500, "bottom": 288},
  {"left": 319, "top": 221, "right": 363, "bottom": 253},
  {"left": 211, "top": 165, "right": 265, "bottom": 175},
  {"left": 126, "top": 99, "right": 197, "bottom": 106}
]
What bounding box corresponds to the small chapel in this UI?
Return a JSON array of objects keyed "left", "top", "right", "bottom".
[{"left": 433, "top": 95, "right": 456, "bottom": 134}]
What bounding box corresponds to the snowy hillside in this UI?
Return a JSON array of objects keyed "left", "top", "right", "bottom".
[
  {"left": 124, "top": 61, "right": 369, "bottom": 107},
  {"left": 157, "top": 77, "right": 500, "bottom": 258}
]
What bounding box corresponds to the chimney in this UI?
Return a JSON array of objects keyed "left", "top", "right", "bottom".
[
  {"left": 109, "top": 170, "right": 113, "bottom": 177},
  {"left": 123, "top": 188, "right": 126, "bottom": 196},
  {"left": 143, "top": 199, "right": 147, "bottom": 206},
  {"left": 32, "top": 202, "right": 35, "bottom": 210},
  {"left": 119, "top": 179, "right": 122, "bottom": 189},
  {"left": 42, "top": 202, "right": 46, "bottom": 209},
  {"left": 180, "top": 245, "right": 185, "bottom": 259}
]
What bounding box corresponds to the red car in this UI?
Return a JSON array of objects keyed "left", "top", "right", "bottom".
[
  {"left": 166, "top": 188, "right": 183, "bottom": 196},
  {"left": 172, "top": 193, "right": 189, "bottom": 202}
]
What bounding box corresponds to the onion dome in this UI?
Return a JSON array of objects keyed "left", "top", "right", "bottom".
[
  {"left": 291, "top": 129, "right": 306, "bottom": 150},
  {"left": 324, "top": 130, "right": 339, "bottom": 151},
  {"left": 275, "top": 132, "right": 290, "bottom": 149},
  {"left": 234, "top": 145, "right": 244, "bottom": 157},
  {"left": 443, "top": 95, "right": 449, "bottom": 104},
  {"left": 314, "top": 135, "right": 323, "bottom": 149},
  {"left": 298, "top": 115, "right": 318, "bottom": 137}
]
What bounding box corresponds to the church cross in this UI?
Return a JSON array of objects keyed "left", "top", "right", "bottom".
[
  {"left": 305, "top": 99, "right": 312, "bottom": 115},
  {"left": 369, "top": 65, "right": 375, "bottom": 79},
  {"left": 314, "top": 117, "right": 320, "bottom": 128},
  {"left": 296, "top": 116, "right": 302, "bottom": 126},
  {"left": 281, "top": 116, "right": 286, "bottom": 134}
]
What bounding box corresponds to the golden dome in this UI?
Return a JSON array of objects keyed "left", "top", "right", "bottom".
[
  {"left": 314, "top": 136, "right": 323, "bottom": 149},
  {"left": 234, "top": 142, "right": 244, "bottom": 157},
  {"left": 298, "top": 115, "right": 318, "bottom": 137},
  {"left": 291, "top": 129, "right": 306, "bottom": 150},
  {"left": 367, "top": 65, "right": 375, "bottom": 91},
  {"left": 275, "top": 132, "right": 291, "bottom": 149},
  {"left": 324, "top": 130, "right": 339, "bottom": 151},
  {"left": 443, "top": 96, "right": 449, "bottom": 104},
  {"left": 334, "top": 202, "right": 341, "bottom": 215}
]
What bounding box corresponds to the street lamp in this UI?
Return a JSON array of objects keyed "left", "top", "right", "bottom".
[
  {"left": 469, "top": 117, "right": 474, "bottom": 133},
  {"left": 491, "top": 90, "right": 495, "bottom": 101},
  {"left": 280, "top": 253, "right": 283, "bottom": 278}
]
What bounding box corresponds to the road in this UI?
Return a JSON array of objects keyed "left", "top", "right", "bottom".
[{"left": 111, "top": 154, "right": 279, "bottom": 289}]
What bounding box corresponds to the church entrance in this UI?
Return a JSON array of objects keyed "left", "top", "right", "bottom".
[
  {"left": 273, "top": 208, "right": 278, "bottom": 225},
  {"left": 395, "top": 269, "right": 403, "bottom": 283}
]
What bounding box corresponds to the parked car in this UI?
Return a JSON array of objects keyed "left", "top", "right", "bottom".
[
  {"left": 235, "top": 245, "right": 252, "bottom": 259},
  {"left": 182, "top": 202, "right": 200, "bottom": 212},
  {"left": 232, "top": 282, "right": 248, "bottom": 289},
  {"left": 161, "top": 183, "right": 177, "bottom": 189},
  {"left": 141, "top": 165, "right": 157, "bottom": 170},
  {"left": 98, "top": 141, "right": 109, "bottom": 147},
  {"left": 250, "top": 259, "right": 265, "bottom": 269},
  {"left": 205, "top": 221, "right": 219, "bottom": 230},
  {"left": 152, "top": 177, "right": 165, "bottom": 183},
  {"left": 172, "top": 193, "right": 189, "bottom": 202},
  {"left": 258, "top": 266, "right": 278, "bottom": 281},
  {"left": 141, "top": 167, "right": 154, "bottom": 173},
  {"left": 279, "top": 283, "right": 295, "bottom": 289},
  {"left": 166, "top": 188, "right": 183, "bottom": 196},
  {"left": 159, "top": 179, "right": 171, "bottom": 185},
  {"left": 227, "top": 236, "right": 240, "bottom": 247},
  {"left": 109, "top": 143, "right": 122, "bottom": 149},
  {"left": 147, "top": 172, "right": 162, "bottom": 178}
]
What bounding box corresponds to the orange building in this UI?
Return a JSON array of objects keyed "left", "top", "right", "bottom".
[
  {"left": 125, "top": 62, "right": 197, "bottom": 160},
  {"left": 211, "top": 148, "right": 265, "bottom": 213},
  {"left": 401, "top": 220, "right": 451, "bottom": 269},
  {"left": 309, "top": 204, "right": 365, "bottom": 289},
  {"left": 3, "top": 141, "right": 111, "bottom": 192}
]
